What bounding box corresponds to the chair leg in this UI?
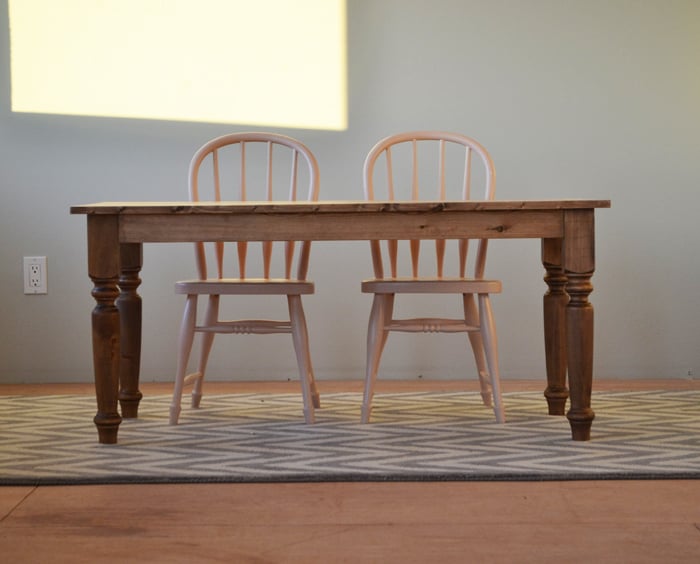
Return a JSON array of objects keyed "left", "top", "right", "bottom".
[
  {"left": 478, "top": 293, "right": 505, "bottom": 423},
  {"left": 288, "top": 294, "right": 317, "bottom": 424},
  {"left": 293, "top": 294, "right": 321, "bottom": 411},
  {"left": 170, "top": 295, "right": 198, "bottom": 425},
  {"left": 362, "top": 293, "right": 393, "bottom": 423},
  {"left": 191, "top": 295, "right": 219, "bottom": 408},
  {"left": 463, "top": 293, "right": 493, "bottom": 407}
]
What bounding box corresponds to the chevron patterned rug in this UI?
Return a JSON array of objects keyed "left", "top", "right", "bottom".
[{"left": 1, "top": 390, "right": 699, "bottom": 485}]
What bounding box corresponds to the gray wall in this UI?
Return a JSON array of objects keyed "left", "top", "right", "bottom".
[{"left": 1, "top": 0, "right": 698, "bottom": 384}]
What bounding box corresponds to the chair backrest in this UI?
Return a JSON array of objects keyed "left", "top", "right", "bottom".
[
  {"left": 189, "top": 132, "right": 320, "bottom": 281},
  {"left": 363, "top": 131, "right": 496, "bottom": 280}
]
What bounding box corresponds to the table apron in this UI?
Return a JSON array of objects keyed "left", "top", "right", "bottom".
[{"left": 118, "top": 210, "right": 565, "bottom": 243}]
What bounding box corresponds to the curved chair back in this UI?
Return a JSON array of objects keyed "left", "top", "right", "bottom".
[
  {"left": 189, "top": 132, "right": 320, "bottom": 281},
  {"left": 363, "top": 131, "right": 496, "bottom": 280}
]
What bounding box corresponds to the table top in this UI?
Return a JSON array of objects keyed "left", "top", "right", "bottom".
[{"left": 71, "top": 199, "right": 611, "bottom": 215}]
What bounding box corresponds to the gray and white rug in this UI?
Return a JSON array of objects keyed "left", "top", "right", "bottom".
[{"left": 1, "top": 390, "right": 698, "bottom": 484}]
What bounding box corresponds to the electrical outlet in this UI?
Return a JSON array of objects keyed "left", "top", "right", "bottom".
[{"left": 23, "top": 256, "right": 47, "bottom": 294}]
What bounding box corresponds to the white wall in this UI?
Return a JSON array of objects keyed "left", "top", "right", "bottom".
[{"left": 1, "top": 0, "right": 698, "bottom": 384}]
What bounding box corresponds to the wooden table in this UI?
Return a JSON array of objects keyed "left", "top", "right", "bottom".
[{"left": 71, "top": 200, "right": 610, "bottom": 444}]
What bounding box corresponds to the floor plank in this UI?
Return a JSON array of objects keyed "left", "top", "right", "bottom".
[
  {"left": 1, "top": 482, "right": 699, "bottom": 563},
  {"left": 0, "top": 486, "right": 34, "bottom": 520}
]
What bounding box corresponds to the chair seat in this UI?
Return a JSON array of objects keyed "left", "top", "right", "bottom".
[
  {"left": 361, "top": 277, "right": 501, "bottom": 295},
  {"left": 175, "top": 278, "right": 315, "bottom": 296}
]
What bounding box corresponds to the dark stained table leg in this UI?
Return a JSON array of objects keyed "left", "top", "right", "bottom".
[
  {"left": 541, "top": 238, "right": 569, "bottom": 415},
  {"left": 563, "top": 209, "right": 596, "bottom": 441},
  {"left": 117, "top": 243, "right": 143, "bottom": 418},
  {"left": 87, "top": 215, "right": 122, "bottom": 444}
]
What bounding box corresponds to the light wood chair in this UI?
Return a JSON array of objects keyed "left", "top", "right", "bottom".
[
  {"left": 360, "top": 131, "right": 505, "bottom": 423},
  {"left": 169, "top": 132, "right": 321, "bottom": 425}
]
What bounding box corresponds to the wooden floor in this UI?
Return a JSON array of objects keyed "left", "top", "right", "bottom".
[{"left": 2, "top": 379, "right": 700, "bottom": 563}]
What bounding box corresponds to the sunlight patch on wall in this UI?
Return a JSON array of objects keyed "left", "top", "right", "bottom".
[{"left": 9, "top": 0, "right": 347, "bottom": 130}]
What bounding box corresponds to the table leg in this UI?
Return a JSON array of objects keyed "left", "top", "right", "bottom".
[
  {"left": 87, "top": 215, "right": 122, "bottom": 444},
  {"left": 563, "top": 210, "right": 596, "bottom": 441},
  {"left": 541, "top": 238, "right": 569, "bottom": 415},
  {"left": 117, "top": 243, "right": 143, "bottom": 418}
]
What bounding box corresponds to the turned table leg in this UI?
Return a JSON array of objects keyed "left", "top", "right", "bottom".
[
  {"left": 541, "top": 238, "right": 569, "bottom": 415},
  {"left": 117, "top": 243, "right": 144, "bottom": 418},
  {"left": 563, "top": 210, "right": 596, "bottom": 441},
  {"left": 87, "top": 215, "right": 122, "bottom": 444}
]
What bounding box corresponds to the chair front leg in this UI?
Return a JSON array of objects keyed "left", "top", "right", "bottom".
[
  {"left": 478, "top": 293, "right": 505, "bottom": 423},
  {"left": 362, "top": 293, "right": 393, "bottom": 423},
  {"left": 170, "top": 294, "right": 198, "bottom": 425},
  {"left": 288, "top": 294, "right": 317, "bottom": 423}
]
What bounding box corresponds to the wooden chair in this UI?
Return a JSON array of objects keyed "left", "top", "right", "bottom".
[
  {"left": 360, "top": 131, "right": 505, "bottom": 423},
  {"left": 169, "top": 132, "right": 321, "bottom": 425}
]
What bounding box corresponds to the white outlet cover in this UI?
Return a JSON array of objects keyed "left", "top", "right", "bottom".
[{"left": 23, "top": 256, "right": 47, "bottom": 294}]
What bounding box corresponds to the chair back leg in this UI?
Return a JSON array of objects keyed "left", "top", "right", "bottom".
[
  {"left": 463, "top": 293, "right": 493, "bottom": 407},
  {"left": 191, "top": 295, "right": 220, "bottom": 408}
]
